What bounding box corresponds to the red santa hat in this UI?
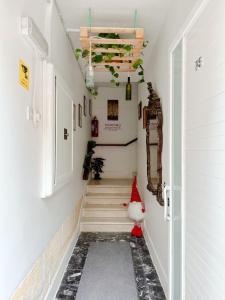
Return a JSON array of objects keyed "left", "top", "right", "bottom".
[
  {"left": 130, "top": 176, "right": 142, "bottom": 203},
  {"left": 127, "top": 177, "right": 145, "bottom": 238}
]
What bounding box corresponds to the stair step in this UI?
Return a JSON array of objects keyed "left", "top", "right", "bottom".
[
  {"left": 88, "top": 178, "right": 132, "bottom": 187},
  {"left": 81, "top": 216, "right": 133, "bottom": 224},
  {"left": 86, "top": 193, "right": 130, "bottom": 204},
  {"left": 87, "top": 179, "right": 132, "bottom": 194},
  {"left": 80, "top": 216, "right": 134, "bottom": 232},
  {"left": 82, "top": 203, "right": 128, "bottom": 218},
  {"left": 87, "top": 186, "right": 132, "bottom": 194},
  {"left": 84, "top": 203, "right": 127, "bottom": 210},
  {"left": 86, "top": 193, "right": 131, "bottom": 198}
]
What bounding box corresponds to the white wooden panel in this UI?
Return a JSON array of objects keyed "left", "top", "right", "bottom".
[
  {"left": 41, "top": 63, "right": 73, "bottom": 198},
  {"left": 56, "top": 83, "right": 64, "bottom": 179},
  {"left": 55, "top": 74, "right": 73, "bottom": 188},
  {"left": 184, "top": 0, "right": 225, "bottom": 299},
  {"left": 42, "top": 62, "right": 55, "bottom": 198}
]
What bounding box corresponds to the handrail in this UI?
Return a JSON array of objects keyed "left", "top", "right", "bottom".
[{"left": 96, "top": 138, "right": 138, "bottom": 147}]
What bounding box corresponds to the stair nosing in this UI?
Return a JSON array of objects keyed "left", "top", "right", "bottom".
[
  {"left": 81, "top": 217, "right": 133, "bottom": 225},
  {"left": 86, "top": 193, "right": 130, "bottom": 198},
  {"left": 83, "top": 204, "right": 127, "bottom": 210},
  {"left": 83, "top": 208, "right": 127, "bottom": 211},
  {"left": 87, "top": 185, "right": 132, "bottom": 188}
]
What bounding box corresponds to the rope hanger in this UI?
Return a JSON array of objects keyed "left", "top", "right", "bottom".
[{"left": 86, "top": 8, "right": 138, "bottom": 31}]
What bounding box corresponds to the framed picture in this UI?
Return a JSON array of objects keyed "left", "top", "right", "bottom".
[
  {"left": 78, "top": 104, "right": 82, "bottom": 128},
  {"left": 83, "top": 96, "right": 86, "bottom": 116},
  {"left": 89, "top": 98, "right": 92, "bottom": 117},
  {"left": 138, "top": 101, "right": 142, "bottom": 120},
  {"left": 73, "top": 104, "right": 76, "bottom": 131},
  {"left": 107, "top": 100, "right": 118, "bottom": 121},
  {"left": 143, "top": 106, "right": 148, "bottom": 129}
]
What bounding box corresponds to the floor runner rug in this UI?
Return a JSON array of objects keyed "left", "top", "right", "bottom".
[{"left": 75, "top": 241, "right": 138, "bottom": 300}]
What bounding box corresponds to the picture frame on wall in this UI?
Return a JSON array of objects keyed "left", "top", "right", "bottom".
[
  {"left": 83, "top": 95, "right": 86, "bottom": 116},
  {"left": 73, "top": 104, "right": 76, "bottom": 131},
  {"left": 138, "top": 101, "right": 142, "bottom": 120},
  {"left": 107, "top": 99, "right": 119, "bottom": 121},
  {"left": 89, "top": 98, "right": 92, "bottom": 117},
  {"left": 78, "top": 104, "right": 82, "bottom": 128},
  {"left": 143, "top": 106, "right": 148, "bottom": 129}
]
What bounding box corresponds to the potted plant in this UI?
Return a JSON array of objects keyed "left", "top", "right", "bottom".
[
  {"left": 91, "top": 157, "right": 105, "bottom": 180},
  {"left": 83, "top": 140, "right": 97, "bottom": 180},
  {"left": 75, "top": 32, "right": 148, "bottom": 95}
]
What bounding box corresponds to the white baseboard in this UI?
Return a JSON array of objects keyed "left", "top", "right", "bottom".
[
  {"left": 143, "top": 221, "right": 168, "bottom": 299},
  {"left": 44, "top": 225, "right": 80, "bottom": 300}
]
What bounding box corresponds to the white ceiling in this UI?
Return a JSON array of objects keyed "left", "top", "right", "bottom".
[{"left": 56, "top": 0, "right": 171, "bottom": 82}]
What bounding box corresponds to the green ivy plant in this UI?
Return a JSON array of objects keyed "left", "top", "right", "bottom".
[
  {"left": 75, "top": 33, "right": 148, "bottom": 95},
  {"left": 87, "top": 86, "right": 98, "bottom": 97}
]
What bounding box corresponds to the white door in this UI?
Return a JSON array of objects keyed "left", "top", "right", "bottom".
[
  {"left": 184, "top": 0, "right": 225, "bottom": 298},
  {"left": 55, "top": 75, "right": 73, "bottom": 187},
  {"left": 165, "top": 40, "right": 183, "bottom": 300},
  {"left": 41, "top": 64, "right": 73, "bottom": 198}
]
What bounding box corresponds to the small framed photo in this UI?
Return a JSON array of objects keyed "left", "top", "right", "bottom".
[
  {"left": 78, "top": 104, "right": 82, "bottom": 128},
  {"left": 143, "top": 106, "right": 148, "bottom": 129},
  {"left": 138, "top": 101, "right": 142, "bottom": 120},
  {"left": 89, "top": 98, "right": 92, "bottom": 117},
  {"left": 73, "top": 104, "right": 76, "bottom": 131},
  {"left": 107, "top": 99, "right": 118, "bottom": 121},
  {"left": 83, "top": 96, "right": 86, "bottom": 116}
]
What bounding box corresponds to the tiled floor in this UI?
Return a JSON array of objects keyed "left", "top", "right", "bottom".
[{"left": 56, "top": 232, "right": 166, "bottom": 300}]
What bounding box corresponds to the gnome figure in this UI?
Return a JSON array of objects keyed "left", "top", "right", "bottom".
[{"left": 128, "top": 177, "right": 145, "bottom": 237}]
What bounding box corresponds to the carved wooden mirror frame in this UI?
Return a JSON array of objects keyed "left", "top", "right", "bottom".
[{"left": 143, "top": 82, "right": 164, "bottom": 206}]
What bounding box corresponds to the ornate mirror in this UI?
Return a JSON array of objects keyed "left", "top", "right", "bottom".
[{"left": 143, "top": 82, "right": 164, "bottom": 206}]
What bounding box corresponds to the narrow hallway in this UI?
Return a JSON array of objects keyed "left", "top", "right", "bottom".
[{"left": 1, "top": 0, "right": 225, "bottom": 299}]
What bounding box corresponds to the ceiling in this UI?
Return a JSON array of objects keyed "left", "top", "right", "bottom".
[{"left": 56, "top": 0, "right": 171, "bottom": 82}]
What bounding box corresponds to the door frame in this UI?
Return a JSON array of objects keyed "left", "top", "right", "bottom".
[
  {"left": 168, "top": 38, "right": 185, "bottom": 300},
  {"left": 168, "top": 0, "right": 213, "bottom": 299}
]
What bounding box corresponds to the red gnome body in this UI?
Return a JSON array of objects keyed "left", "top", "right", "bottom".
[{"left": 128, "top": 177, "right": 145, "bottom": 237}]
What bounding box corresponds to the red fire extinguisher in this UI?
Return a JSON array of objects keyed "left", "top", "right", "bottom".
[{"left": 91, "top": 116, "right": 99, "bottom": 137}]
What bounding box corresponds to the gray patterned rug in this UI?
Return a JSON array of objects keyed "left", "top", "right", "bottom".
[{"left": 75, "top": 241, "right": 138, "bottom": 300}]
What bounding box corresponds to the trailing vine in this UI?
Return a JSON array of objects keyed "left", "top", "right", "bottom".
[
  {"left": 75, "top": 33, "right": 148, "bottom": 95},
  {"left": 87, "top": 86, "right": 98, "bottom": 97}
]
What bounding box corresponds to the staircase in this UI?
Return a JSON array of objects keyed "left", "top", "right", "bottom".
[{"left": 80, "top": 179, "right": 134, "bottom": 232}]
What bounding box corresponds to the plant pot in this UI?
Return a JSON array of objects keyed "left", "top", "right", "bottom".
[{"left": 94, "top": 173, "right": 101, "bottom": 180}]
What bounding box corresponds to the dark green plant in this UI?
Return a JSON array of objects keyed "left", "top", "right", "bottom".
[
  {"left": 87, "top": 87, "right": 98, "bottom": 97},
  {"left": 83, "top": 140, "right": 97, "bottom": 180},
  {"left": 91, "top": 157, "right": 105, "bottom": 180},
  {"left": 132, "top": 58, "right": 145, "bottom": 83},
  {"left": 75, "top": 32, "right": 149, "bottom": 91}
]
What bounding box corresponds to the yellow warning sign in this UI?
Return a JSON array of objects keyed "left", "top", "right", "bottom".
[{"left": 19, "top": 59, "right": 29, "bottom": 90}]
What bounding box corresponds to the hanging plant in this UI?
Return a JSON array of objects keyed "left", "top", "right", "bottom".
[
  {"left": 75, "top": 33, "right": 149, "bottom": 92},
  {"left": 87, "top": 86, "right": 98, "bottom": 97},
  {"left": 132, "top": 58, "right": 145, "bottom": 83}
]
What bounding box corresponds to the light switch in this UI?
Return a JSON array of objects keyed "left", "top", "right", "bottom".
[
  {"left": 26, "top": 106, "right": 33, "bottom": 120},
  {"left": 64, "top": 128, "right": 69, "bottom": 140}
]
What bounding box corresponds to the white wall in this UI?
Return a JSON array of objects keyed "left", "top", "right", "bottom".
[
  {"left": 92, "top": 85, "right": 138, "bottom": 178},
  {"left": 0, "top": 1, "right": 89, "bottom": 299},
  {"left": 137, "top": 0, "right": 200, "bottom": 296}
]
